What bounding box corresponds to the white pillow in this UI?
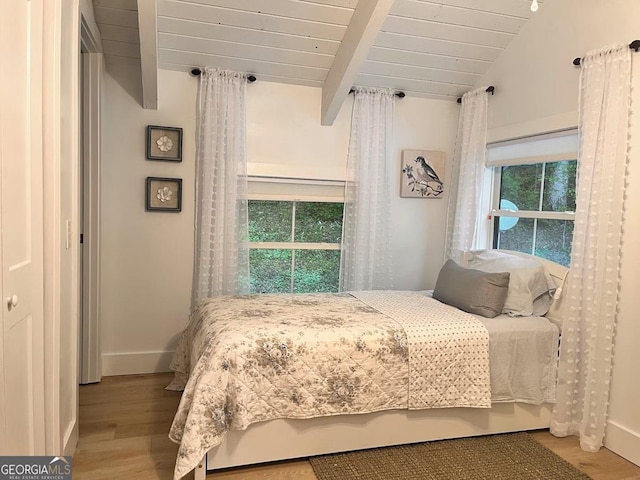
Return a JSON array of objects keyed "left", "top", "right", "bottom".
[{"left": 466, "top": 250, "right": 556, "bottom": 317}]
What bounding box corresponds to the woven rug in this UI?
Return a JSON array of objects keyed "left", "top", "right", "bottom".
[{"left": 309, "top": 433, "right": 592, "bottom": 480}]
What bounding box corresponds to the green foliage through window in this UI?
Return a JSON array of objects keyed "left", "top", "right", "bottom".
[
  {"left": 494, "top": 160, "right": 577, "bottom": 267},
  {"left": 248, "top": 201, "right": 343, "bottom": 294}
]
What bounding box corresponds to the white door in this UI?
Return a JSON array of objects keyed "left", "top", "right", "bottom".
[{"left": 0, "top": 0, "right": 46, "bottom": 455}]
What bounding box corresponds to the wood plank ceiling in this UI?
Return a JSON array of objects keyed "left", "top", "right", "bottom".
[
  {"left": 93, "top": 0, "right": 540, "bottom": 102},
  {"left": 93, "top": 0, "right": 141, "bottom": 70}
]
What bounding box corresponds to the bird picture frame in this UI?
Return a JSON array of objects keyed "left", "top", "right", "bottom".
[{"left": 400, "top": 149, "right": 445, "bottom": 198}]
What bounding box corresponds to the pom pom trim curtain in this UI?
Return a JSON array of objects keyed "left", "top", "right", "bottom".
[
  {"left": 191, "top": 68, "right": 250, "bottom": 309},
  {"left": 340, "top": 87, "right": 395, "bottom": 291},
  {"left": 446, "top": 86, "right": 491, "bottom": 262},
  {"left": 551, "top": 44, "right": 632, "bottom": 452}
]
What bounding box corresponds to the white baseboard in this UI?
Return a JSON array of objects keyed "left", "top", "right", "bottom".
[
  {"left": 101, "top": 350, "right": 175, "bottom": 376},
  {"left": 605, "top": 420, "right": 640, "bottom": 467},
  {"left": 63, "top": 420, "right": 78, "bottom": 457}
]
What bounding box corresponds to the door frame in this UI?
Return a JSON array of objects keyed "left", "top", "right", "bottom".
[
  {"left": 41, "top": 0, "right": 103, "bottom": 455},
  {"left": 80, "top": 17, "right": 102, "bottom": 385}
]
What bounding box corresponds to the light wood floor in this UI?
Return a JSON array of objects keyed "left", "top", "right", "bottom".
[{"left": 74, "top": 373, "right": 640, "bottom": 480}]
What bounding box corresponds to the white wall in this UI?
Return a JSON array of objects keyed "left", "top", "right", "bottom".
[
  {"left": 391, "top": 97, "right": 459, "bottom": 289},
  {"left": 246, "top": 82, "right": 352, "bottom": 181},
  {"left": 477, "top": 0, "right": 640, "bottom": 465},
  {"left": 100, "top": 68, "right": 459, "bottom": 375},
  {"left": 100, "top": 68, "right": 197, "bottom": 375}
]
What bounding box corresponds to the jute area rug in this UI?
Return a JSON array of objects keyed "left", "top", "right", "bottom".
[{"left": 309, "top": 432, "right": 592, "bottom": 480}]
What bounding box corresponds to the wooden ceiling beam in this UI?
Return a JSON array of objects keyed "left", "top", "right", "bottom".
[
  {"left": 137, "top": 0, "right": 158, "bottom": 109},
  {"left": 321, "top": 0, "right": 395, "bottom": 126}
]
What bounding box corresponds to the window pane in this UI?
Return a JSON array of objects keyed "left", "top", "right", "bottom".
[
  {"left": 248, "top": 201, "right": 292, "bottom": 242},
  {"left": 293, "top": 250, "right": 340, "bottom": 293},
  {"left": 495, "top": 217, "right": 534, "bottom": 254},
  {"left": 500, "top": 164, "right": 543, "bottom": 211},
  {"left": 249, "top": 249, "right": 292, "bottom": 293},
  {"left": 535, "top": 219, "right": 574, "bottom": 267},
  {"left": 294, "top": 202, "right": 343, "bottom": 243},
  {"left": 542, "top": 160, "right": 577, "bottom": 212}
]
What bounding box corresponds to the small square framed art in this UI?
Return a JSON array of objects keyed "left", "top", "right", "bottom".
[
  {"left": 146, "top": 177, "right": 182, "bottom": 212},
  {"left": 146, "top": 125, "right": 183, "bottom": 161}
]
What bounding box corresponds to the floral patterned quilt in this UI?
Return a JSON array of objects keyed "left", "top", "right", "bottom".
[{"left": 167, "top": 292, "right": 490, "bottom": 479}]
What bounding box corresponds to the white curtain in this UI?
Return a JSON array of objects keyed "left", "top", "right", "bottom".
[
  {"left": 340, "top": 87, "right": 395, "bottom": 291},
  {"left": 445, "top": 87, "right": 490, "bottom": 262},
  {"left": 551, "top": 44, "right": 631, "bottom": 451},
  {"left": 191, "top": 68, "right": 249, "bottom": 309}
]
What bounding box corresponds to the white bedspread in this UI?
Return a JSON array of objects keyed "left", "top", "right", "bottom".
[
  {"left": 352, "top": 291, "right": 490, "bottom": 409},
  {"left": 167, "top": 292, "right": 492, "bottom": 479}
]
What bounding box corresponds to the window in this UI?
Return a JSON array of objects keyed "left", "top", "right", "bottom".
[
  {"left": 248, "top": 200, "right": 343, "bottom": 293},
  {"left": 487, "top": 132, "right": 578, "bottom": 266}
]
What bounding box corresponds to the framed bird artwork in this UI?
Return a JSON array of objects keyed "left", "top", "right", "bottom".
[{"left": 400, "top": 149, "right": 446, "bottom": 198}]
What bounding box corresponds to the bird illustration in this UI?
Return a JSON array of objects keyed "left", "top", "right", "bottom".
[
  {"left": 414, "top": 156, "right": 443, "bottom": 187},
  {"left": 402, "top": 154, "right": 444, "bottom": 197}
]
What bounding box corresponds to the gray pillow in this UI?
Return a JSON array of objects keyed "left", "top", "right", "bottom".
[{"left": 433, "top": 260, "right": 510, "bottom": 318}]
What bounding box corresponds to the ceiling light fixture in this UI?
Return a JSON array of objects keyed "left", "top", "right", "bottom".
[{"left": 531, "top": 0, "right": 539, "bottom": 12}]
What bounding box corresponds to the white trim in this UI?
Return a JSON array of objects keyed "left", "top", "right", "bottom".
[
  {"left": 605, "top": 420, "right": 640, "bottom": 467},
  {"left": 487, "top": 152, "right": 578, "bottom": 168},
  {"left": 487, "top": 128, "right": 578, "bottom": 148},
  {"left": 492, "top": 210, "right": 575, "bottom": 221},
  {"left": 80, "top": 52, "right": 102, "bottom": 384},
  {"left": 250, "top": 242, "right": 340, "bottom": 250},
  {"left": 101, "top": 351, "right": 175, "bottom": 376},
  {"left": 248, "top": 176, "right": 345, "bottom": 187},
  {"left": 249, "top": 194, "right": 342, "bottom": 203},
  {"left": 486, "top": 111, "right": 578, "bottom": 144},
  {"left": 248, "top": 162, "right": 346, "bottom": 182},
  {"left": 69, "top": 2, "right": 82, "bottom": 460},
  {"left": 63, "top": 420, "right": 78, "bottom": 457},
  {"left": 42, "top": 0, "right": 63, "bottom": 455},
  {"left": 248, "top": 176, "right": 345, "bottom": 202},
  {"left": 486, "top": 133, "right": 579, "bottom": 167}
]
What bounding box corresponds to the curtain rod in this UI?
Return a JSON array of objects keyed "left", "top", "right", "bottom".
[
  {"left": 573, "top": 40, "right": 640, "bottom": 66},
  {"left": 190, "top": 68, "right": 257, "bottom": 82},
  {"left": 348, "top": 88, "right": 406, "bottom": 98},
  {"left": 457, "top": 85, "right": 495, "bottom": 104}
]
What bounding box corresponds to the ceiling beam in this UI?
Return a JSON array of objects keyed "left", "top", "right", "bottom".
[
  {"left": 79, "top": 0, "right": 104, "bottom": 53},
  {"left": 137, "top": 0, "right": 158, "bottom": 109},
  {"left": 321, "top": 0, "right": 395, "bottom": 126}
]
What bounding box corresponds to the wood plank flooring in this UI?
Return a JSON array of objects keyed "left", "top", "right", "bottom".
[{"left": 73, "top": 373, "right": 640, "bottom": 480}]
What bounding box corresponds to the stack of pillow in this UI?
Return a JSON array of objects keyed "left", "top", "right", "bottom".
[{"left": 433, "top": 250, "right": 557, "bottom": 318}]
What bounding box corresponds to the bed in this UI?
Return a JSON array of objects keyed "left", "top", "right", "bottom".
[{"left": 167, "top": 250, "right": 567, "bottom": 480}]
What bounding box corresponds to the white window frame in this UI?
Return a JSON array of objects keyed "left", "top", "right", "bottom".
[
  {"left": 248, "top": 177, "right": 344, "bottom": 293},
  {"left": 487, "top": 130, "right": 578, "bottom": 257}
]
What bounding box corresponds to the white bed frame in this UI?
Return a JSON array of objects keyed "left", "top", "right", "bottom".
[{"left": 193, "top": 250, "right": 568, "bottom": 480}]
